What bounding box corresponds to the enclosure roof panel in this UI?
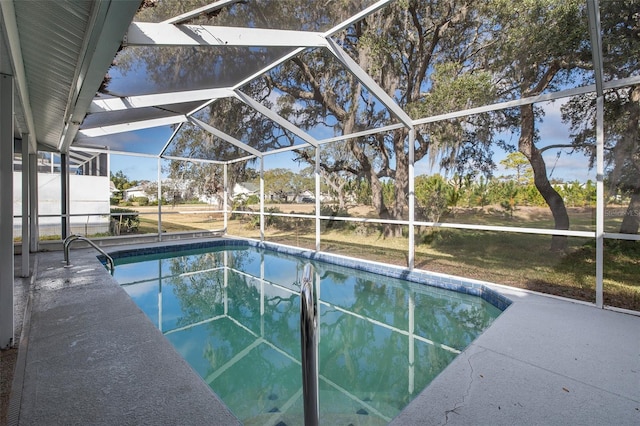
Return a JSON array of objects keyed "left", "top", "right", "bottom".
[
  {"left": 137, "top": 0, "right": 384, "bottom": 32},
  {"left": 1, "top": 0, "right": 613, "bottom": 165},
  {"left": 68, "top": 0, "right": 403, "bottom": 161},
  {"left": 106, "top": 44, "right": 298, "bottom": 97}
]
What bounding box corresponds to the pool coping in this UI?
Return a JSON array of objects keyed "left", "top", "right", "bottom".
[
  {"left": 10, "top": 237, "right": 640, "bottom": 425},
  {"left": 104, "top": 237, "right": 512, "bottom": 312}
]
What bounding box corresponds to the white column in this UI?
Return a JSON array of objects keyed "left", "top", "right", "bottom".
[
  {"left": 586, "top": 0, "right": 605, "bottom": 309},
  {"left": 29, "top": 152, "right": 38, "bottom": 251},
  {"left": 0, "top": 74, "right": 15, "bottom": 348},
  {"left": 21, "top": 134, "right": 30, "bottom": 277},
  {"left": 157, "top": 157, "right": 162, "bottom": 241},
  {"left": 61, "top": 153, "right": 70, "bottom": 238},
  {"left": 408, "top": 128, "right": 415, "bottom": 269},
  {"left": 260, "top": 157, "right": 265, "bottom": 241},
  {"left": 223, "top": 164, "right": 228, "bottom": 232},
  {"left": 315, "top": 147, "right": 320, "bottom": 252},
  {"left": 595, "top": 96, "right": 604, "bottom": 308}
]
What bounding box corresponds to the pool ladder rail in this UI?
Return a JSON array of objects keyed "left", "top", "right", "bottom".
[
  {"left": 300, "top": 263, "right": 319, "bottom": 426},
  {"left": 63, "top": 234, "right": 115, "bottom": 274}
]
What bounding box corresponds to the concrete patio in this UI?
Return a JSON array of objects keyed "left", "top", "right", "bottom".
[{"left": 7, "top": 243, "right": 640, "bottom": 425}]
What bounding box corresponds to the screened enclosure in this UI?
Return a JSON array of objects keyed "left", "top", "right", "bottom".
[{"left": 4, "top": 0, "right": 640, "bottom": 319}]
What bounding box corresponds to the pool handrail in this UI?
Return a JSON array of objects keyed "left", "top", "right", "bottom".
[
  {"left": 63, "top": 234, "right": 114, "bottom": 274},
  {"left": 300, "top": 263, "right": 319, "bottom": 426}
]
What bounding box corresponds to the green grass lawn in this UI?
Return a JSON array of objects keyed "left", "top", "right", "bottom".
[{"left": 224, "top": 207, "right": 639, "bottom": 312}]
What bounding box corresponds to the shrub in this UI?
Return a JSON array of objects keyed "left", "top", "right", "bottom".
[
  {"left": 133, "top": 196, "right": 149, "bottom": 206},
  {"left": 317, "top": 205, "right": 350, "bottom": 231},
  {"left": 110, "top": 207, "right": 140, "bottom": 234}
]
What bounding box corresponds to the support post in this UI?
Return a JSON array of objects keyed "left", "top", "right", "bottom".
[
  {"left": 29, "top": 151, "right": 38, "bottom": 251},
  {"left": 21, "top": 134, "right": 30, "bottom": 277},
  {"left": 595, "top": 96, "right": 604, "bottom": 308},
  {"left": 157, "top": 157, "right": 162, "bottom": 241},
  {"left": 408, "top": 128, "right": 415, "bottom": 270},
  {"left": 587, "top": 0, "right": 605, "bottom": 308},
  {"left": 61, "top": 153, "right": 70, "bottom": 239},
  {"left": 0, "top": 74, "right": 15, "bottom": 348},
  {"left": 223, "top": 164, "right": 228, "bottom": 232},
  {"left": 315, "top": 147, "right": 320, "bottom": 252},
  {"left": 260, "top": 157, "right": 265, "bottom": 241}
]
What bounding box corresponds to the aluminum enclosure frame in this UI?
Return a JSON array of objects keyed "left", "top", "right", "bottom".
[{"left": 1, "top": 0, "right": 638, "bottom": 324}]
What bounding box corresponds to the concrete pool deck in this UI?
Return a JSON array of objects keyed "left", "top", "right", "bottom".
[{"left": 7, "top": 240, "right": 640, "bottom": 425}]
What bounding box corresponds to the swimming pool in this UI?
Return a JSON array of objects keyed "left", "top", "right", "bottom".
[{"left": 110, "top": 240, "right": 508, "bottom": 425}]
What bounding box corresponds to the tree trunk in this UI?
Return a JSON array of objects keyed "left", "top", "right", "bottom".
[
  {"left": 385, "top": 135, "right": 409, "bottom": 238},
  {"left": 620, "top": 188, "right": 640, "bottom": 234},
  {"left": 617, "top": 85, "right": 640, "bottom": 235},
  {"left": 346, "top": 137, "right": 391, "bottom": 221},
  {"left": 320, "top": 170, "right": 347, "bottom": 210},
  {"left": 370, "top": 168, "right": 390, "bottom": 220},
  {"left": 519, "top": 104, "right": 570, "bottom": 251}
]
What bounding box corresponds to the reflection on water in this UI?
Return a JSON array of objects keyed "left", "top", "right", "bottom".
[{"left": 114, "top": 246, "right": 501, "bottom": 425}]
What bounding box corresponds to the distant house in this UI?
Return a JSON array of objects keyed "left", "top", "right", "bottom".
[
  {"left": 162, "top": 178, "right": 192, "bottom": 203},
  {"left": 198, "top": 192, "right": 222, "bottom": 207},
  {"left": 109, "top": 181, "right": 120, "bottom": 198},
  {"left": 295, "top": 190, "right": 315, "bottom": 203},
  {"left": 122, "top": 185, "right": 147, "bottom": 201},
  {"left": 233, "top": 182, "right": 259, "bottom": 199},
  {"left": 267, "top": 190, "right": 291, "bottom": 202}
]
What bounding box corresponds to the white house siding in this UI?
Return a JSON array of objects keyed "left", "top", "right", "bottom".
[
  {"left": 122, "top": 186, "right": 148, "bottom": 201},
  {"left": 13, "top": 173, "right": 110, "bottom": 238}
]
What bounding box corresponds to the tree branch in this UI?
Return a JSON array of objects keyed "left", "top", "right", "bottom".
[{"left": 538, "top": 143, "right": 594, "bottom": 154}]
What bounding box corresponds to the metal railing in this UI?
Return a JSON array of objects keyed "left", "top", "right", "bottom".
[
  {"left": 300, "top": 263, "right": 319, "bottom": 426},
  {"left": 63, "top": 234, "right": 114, "bottom": 273}
]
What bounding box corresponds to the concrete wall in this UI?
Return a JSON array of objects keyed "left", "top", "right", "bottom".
[{"left": 13, "top": 173, "right": 110, "bottom": 238}]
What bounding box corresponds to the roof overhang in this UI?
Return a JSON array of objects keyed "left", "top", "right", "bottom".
[{"left": 0, "top": 0, "right": 141, "bottom": 153}]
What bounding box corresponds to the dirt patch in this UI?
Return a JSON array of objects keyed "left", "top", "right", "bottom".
[{"left": 0, "top": 347, "right": 18, "bottom": 424}]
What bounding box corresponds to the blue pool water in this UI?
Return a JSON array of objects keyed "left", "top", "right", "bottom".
[{"left": 112, "top": 243, "right": 504, "bottom": 425}]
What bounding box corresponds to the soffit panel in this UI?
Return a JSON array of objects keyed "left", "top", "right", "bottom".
[{"left": 14, "top": 0, "right": 95, "bottom": 149}]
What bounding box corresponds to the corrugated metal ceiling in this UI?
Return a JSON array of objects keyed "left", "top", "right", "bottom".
[
  {"left": 13, "top": 0, "right": 94, "bottom": 148},
  {"left": 0, "top": 0, "right": 140, "bottom": 151}
]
